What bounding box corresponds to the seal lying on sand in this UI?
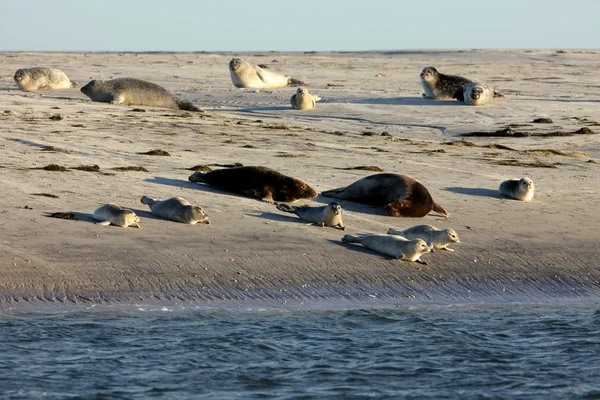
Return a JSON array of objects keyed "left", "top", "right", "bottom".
[
  {"left": 93, "top": 204, "right": 140, "bottom": 228},
  {"left": 454, "top": 82, "right": 499, "bottom": 106},
  {"left": 420, "top": 67, "right": 503, "bottom": 100},
  {"left": 290, "top": 87, "right": 321, "bottom": 110},
  {"left": 321, "top": 173, "right": 448, "bottom": 218},
  {"left": 141, "top": 196, "right": 210, "bottom": 224},
  {"left": 276, "top": 202, "right": 346, "bottom": 230},
  {"left": 499, "top": 177, "right": 535, "bottom": 201},
  {"left": 189, "top": 166, "right": 317, "bottom": 203},
  {"left": 14, "top": 67, "right": 77, "bottom": 90},
  {"left": 229, "top": 58, "right": 304, "bottom": 89},
  {"left": 342, "top": 234, "right": 430, "bottom": 264},
  {"left": 80, "top": 78, "right": 200, "bottom": 111},
  {"left": 388, "top": 224, "right": 460, "bottom": 251}
]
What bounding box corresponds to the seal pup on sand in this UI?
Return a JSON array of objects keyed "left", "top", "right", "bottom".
[
  {"left": 388, "top": 225, "right": 460, "bottom": 252},
  {"left": 93, "top": 204, "right": 140, "bottom": 228},
  {"left": 342, "top": 234, "right": 430, "bottom": 264},
  {"left": 141, "top": 196, "right": 210, "bottom": 224},
  {"left": 499, "top": 177, "right": 535, "bottom": 201},
  {"left": 454, "top": 82, "right": 498, "bottom": 106},
  {"left": 420, "top": 67, "right": 503, "bottom": 101},
  {"left": 290, "top": 87, "right": 321, "bottom": 110},
  {"left": 14, "top": 67, "right": 77, "bottom": 90},
  {"left": 229, "top": 58, "right": 304, "bottom": 89},
  {"left": 321, "top": 173, "right": 448, "bottom": 218},
  {"left": 276, "top": 202, "right": 346, "bottom": 230},
  {"left": 80, "top": 78, "right": 200, "bottom": 111},
  {"left": 189, "top": 166, "right": 317, "bottom": 203}
]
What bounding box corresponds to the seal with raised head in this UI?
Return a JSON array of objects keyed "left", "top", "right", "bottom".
[
  {"left": 14, "top": 67, "right": 77, "bottom": 90},
  {"left": 454, "top": 82, "right": 499, "bottom": 106},
  {"left": 141, "top": 196, "right": 210, "bottom": 224},
  {"left": 420, "top": 67, "right": 503, "bottom": 101},
  {"left": 321, "top": 173, "right": 448, "bottom": 218},
  {"left": 341, "top": 234, "right": 430, "bottom": 264},
  {"left": 93, "top": 203, "right": 140, "bottom": 228},
  {"left": 80, "top": 78, "right": 200, "bottom": 111},
  {"left": 499, "top": 177, "right": 535, "bottom": 201},
  {"left": 290, "top": 87, "right": 321, "bottom": 110},
  {"left": 276, "top": 202, "right": 346, "bottom": 230},
  {"left": 189, "top": 166, "right": 317, "bottom": 203},
  {"left": 388, "top": 224, "right": 460, "bottom": 252},
  {"left": 229, "top": 58, "right": 305, "bottom": 89}
]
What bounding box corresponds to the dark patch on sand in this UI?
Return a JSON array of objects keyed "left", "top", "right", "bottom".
[
  {"left": 71, "top": 124, "right": 86, "bottom": 128},
  {"left": 533, "top": 118, "right": 553, "bottom": 124},
  {"left": 411, "top": 149, "right": 446, "bottom": 154},
  {"left": 40, "top": 146, "right": 57, "bottom": 152},
  {"left": 111, "top": 166, "right": 149, "bottom": 172},
  {"left": 443, "top": 140, "right": 476, "bottom": 147},
  {"left": 263, "top": 124, "right": 291, "bottom": 130},
  {"left": 49, "top": 114, "right": 64, "bottom": 121},
  {"left": 47, "top": 212, "right": 78, "bottom": 220},
  {"left": 31, "top": 193, "right": 59, "bottom": 198},
  {"left": 188, "top": 165, "right": 212, "bottom": 172},
  {"left": 139, "top": 149, "right": 171, "bottom": 156},
  {"left": 482, "top": 144, "right": 517, "bottom": 151},
  {"left": 37, "top": 164, "right": 68, "bottom": 172},
  {"left": 492, "top": 159, "right": 563, "bottom": 168},
  {"left": 339, "top": 166, "right": 384, "bottom": 172},
  {"left": 275, "top": 153, "right": 308, "bottom": 158},
  {"left": 242, "top": 144, "right": 257, "bottom": 149},
  {"left": 130, "top": 108, "right": 146, "bottom": 112},
  {"left": 463, "top": 126, "right": 597, "bottom": 138},
  {"left": 73, "top": 165, "right": 101, "bottom": 172}
]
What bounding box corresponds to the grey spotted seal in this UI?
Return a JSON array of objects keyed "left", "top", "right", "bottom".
[
  {"left": 454, "top": 82, "right": 498, "bottom": 106},
  {"left": 229, "top": 58, "right": 304, "bottom": 89},
  {"left": 420, "top": 67, "right": 503, "bottom": 101},
  {"left": 80, "top": 78, "right": 200, "bottom": 111},
  {"left": 14, "top": 67, "right": 77, "bottom": 90},
  {"left": 290, "top": 87, "right": 321, "bottom": 110},
  {"left": 388, "top": 225, "right": 460, "bottom": 252},
  {"left": 342, "top": 234, "right": 430, "bottom": 264},
  {"left": 141, "top": 196, "right": 210, "bottom": 224},
  {"left": 276, "top": 202, "right": 346, "bottom": 230},
  {"left": 321, "top": 173, "right": 448, "bottom": 218},
  {"left": 93, "top": 204, "right": 140, "bottom": 228},
  {"left": 499, "top": 177, "right": 535, "bottom": 201}
]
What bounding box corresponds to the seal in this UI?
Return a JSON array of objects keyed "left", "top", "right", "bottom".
[
  {"left": 420, "top": 67, "right": 504, "bottom": 101},
  {"left": 499, "top": 177, "right": 535, "bottom": 201},
  {"left": 454, "top": 82, "right": 497, "bottom": 106},
  {"left": 341, "top": 234, "right": 430, "bottom": 264},
  {"left": 92, "top": 203, "right": 140, "bottom": 228},
  {"left": 80, "top": 78, "right": 200, "bottom": 111},
  {"left": 229, "top": 58, "right": 305, "bottom": 89},
  {"left": 388, "top": 224, "right": 460, "bottom": 252},
  {"left": 189, "top": 166, "right": 317, "bottom": 203},
  {"left": 14, "top": 67, "right": 77, "bottom": 90},
  {"left": 290, "top": 87, "right": 321, "bottom": 110},
  {"left": 276, "top": 202, "right": 346, "bottom": 230},
  {"left": 140, "top": 196, "right": 210, "bottom": 224},
  {"left": 321, "top": 173, "right": 448, "bottom": 218}
]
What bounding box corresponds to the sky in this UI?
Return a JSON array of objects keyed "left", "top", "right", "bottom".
[{"left": 1, "top": 0, "right": 598, "bottom": 52}]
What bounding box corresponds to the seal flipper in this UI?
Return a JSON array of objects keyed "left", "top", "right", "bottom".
[
  {"left": 341, "top": 234, "right": 360, "bottom": 244},
  {"left": 176, "top": 99, "right": 201, "bottom": 112},
  {"left": 453, "top": 88, "right": 465, "bottom": 102},
  {"left": 321, "top": 188, "right": 345, "bottom": 199},
  {"left": 287, "top": 77, "right": 305, "bottom": 86},
  {"left": 276, "top": 204, "right": 297, "bottom": 213},
  {"left": 415, "top": 259, "right": 428, "bottom": 265},
  {"left": 432, "top": 203, "right": 449, "bottom": 217}
]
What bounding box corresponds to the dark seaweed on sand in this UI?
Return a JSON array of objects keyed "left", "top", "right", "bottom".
[
  {"left": 139, "top": 149, "right": 171, "bottom": 156},
  {"left": 48, "top": 212, "right": 78, "bottom": 220},
  {"left": 339, "top": 166, "right": 384, "bottom": 172},
  {"left": 73, "top": 165, "right": 101, "bottom": 172},
  {"left": 111, "top": 166, "right": 149, "bottom": 172},
  {"left": 39, "top": 164, "right": 68, "bottom": 172},
  {"left": 31, "top": 193, "right": 59, "bottom": 198}
]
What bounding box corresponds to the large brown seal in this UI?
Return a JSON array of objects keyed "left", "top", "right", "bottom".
[
  {"left": 14, "top": 67, "right": 77, "bottom": 90},
  {"left": 189, "top": 166, "right": 317, "bottom": 203},
  {"left": 80, "top": 78, "right": 200, "bottom": 111},
  {"left": 321, "top": 173, "right": 448, "bottom": 218}
]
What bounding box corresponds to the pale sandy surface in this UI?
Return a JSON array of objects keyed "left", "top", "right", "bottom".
[{"left": 1, "top": 50, "right": 599, "bottom": 310}]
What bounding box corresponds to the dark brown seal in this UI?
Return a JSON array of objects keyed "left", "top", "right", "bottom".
[
  {"left": 321, "top": 173, "right": 448, "bottom": 218},
  {"left": 188, "top": 166, "right": 317, "bottom": 203}
]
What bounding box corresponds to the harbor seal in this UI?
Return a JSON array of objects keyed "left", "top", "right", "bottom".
[
  {"left": 388, "top": 224, "right": 460, "bottom": 252},
  {"left": 229, "top": 58, "right": 305, "bottom": 89},
  {"left": 80, "top": 78, "right": 200, "bottom": 111},
  {"left": 499, "top": 177, "right": 535, "bottom": 201},
  {"left": 276, "top": 202, "right": 346, "bottom": 230},
  {"left": 341, "top": 234, "right": 430, "bottom": 264},
  {"left": 454, "top": 82, "right": 497, "bottom": 106},
  {"left": 93, "top": 204, "right": 140, "bottom": 228},
  {"left": 290, "top": 87, "right": 321, "bottom": 110},
  {"left": 420, "top": 67, "right": 503, "bottom": 101},
  {"left": 140, "top": 196, "right": 210, "bottom": 224},
  {"left": 189, "top": 166, "right": 317, "bottom": 203},
  {"left": 321, "top": 173, "right": 448, "bottom": 218},
  {"left": 14, "top": 67, "right": 77, "bottom": 90}
]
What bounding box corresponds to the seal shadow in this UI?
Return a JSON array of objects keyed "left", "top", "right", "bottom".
[
  {"left": 125, "top": 207, "right": 166, "bottom": 222},
  {"left": 344, "top": 97, "right": 460, "bottom": 106},
  {"left": 313, "top": 195, "right": 389, "bottom": 217},
  {"left": 145, "top": 176, "right": 214, "bottom": 192},
  {"left": 248, "top": 211, "right": 306, "bottom": 225},
  {"left": 443, "top": 187, "right": 501, "bottom": 199},
  {"left": 237, "top": 106, "right": 291, "bottom": 112},
  {"left": 44, "top": 211, "right": 97, "bottom": 224},
  {"left": 327, "top": 239, "right": 395, "bottom": 260}
]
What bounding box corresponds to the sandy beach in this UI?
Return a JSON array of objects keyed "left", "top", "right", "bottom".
[{"left": 1, "top": 50, "right": 599, "bottom": 309}]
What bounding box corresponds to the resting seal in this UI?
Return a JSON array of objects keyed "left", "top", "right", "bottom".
[
  {"left": 321, "top": 173, "right": 448, "bottom": 218},
  {"left": 276, "top": 202, "right": 346, "bottom": 230},
  {"left": 141, "top": 196, "right": 210, "bottom": 224},
  {"left": 454, "top": 82, "right": 498, "bottom": 106},
  {"left": 499, "top": 177, "right": 535, "bottom": 201},
  {"left": 93, "top": 204, "right": 140, "bottom": 228},
  {"left": 229, "top": 58, "right": 304, "bottom": 89},
  {"left": 342, "top": 234, "right": 430, "bottom": 264},
  {"left": 189, "top": 166, "right": 317, "bottom": 203},
  {"left": 290, "top": 87, "right": 321, "bottom": 110},
  {"left": 80, "top": 78, "right": 200, "bottom": 111},
  {"left": 388, "top": 224, "right": 460, "bottom": 251},
  {"left": 14, "top": 67, "right": 77, "bottom": 90},
  {"left": 420, "top": 67, "right": 503, "bottom": 100}
]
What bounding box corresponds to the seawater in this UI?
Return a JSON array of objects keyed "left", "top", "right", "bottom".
[{"left": 1, "top": 303, "right": 600, "bottom": 399}]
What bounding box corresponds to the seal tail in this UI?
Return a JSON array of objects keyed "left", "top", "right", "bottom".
[
  {"left": 432, "top": 203, "right": 449, "bottom": 217},
  {"left": 176, "top": 99, "right": 201, "bottom": 112},
  {"left": 387, "top": 228, "right": 400, "bottom": 235},
  {"left": 188, "top": 172, "right": 206, "bottom": 183},
  {"left": 288, "top": 77, "right": 305, "bottom": 86},
  {"left": 140, "top": 196, "right": 154, "bottom": 205},
  {"left": 276, "top": 204, "right": 297, "bottom": 213},
  {"left": 341, "top": 234, "right": 360, "bottom": 244}
]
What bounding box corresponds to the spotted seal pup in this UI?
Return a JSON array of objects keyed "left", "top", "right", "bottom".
[
  {"left": 290, "top": 87, "right": 321, "bottom": 110},
  {"left": 229, "top": 58, "right": 304, "bottom": 89},
  {"left": 499, "top": 177, "right": 535, "bottom": 201},
  {"left": 141, "top": 196, "right": 210, "bottom": 224},
  {"left": 93, "top": 204, "right": 140, "bottom": 228},
  {"left": 276, "top": 202, "right": 346, "bottom": 230},
  {"left": 388, "top": 225, "right": 460, "bottom": 252},
  {"left": 14, "top": 67, "right": 77, "bottom": 90},
  {"left": 420, "top": 67, "right": 503, "bottom": 101},
  {"left": 454, "top": 82, "right": 498, "bottom": 106},
  {"left": 342, "top": 234, "right": 430, "bottom": 264}
]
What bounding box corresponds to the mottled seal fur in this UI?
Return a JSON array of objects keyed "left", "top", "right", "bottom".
[
  {"left": 499, "top": 177, "right": 535, "bottom": 201},
  {"left": 229, "top": 58, "right": 304, "bottom": 89},
  {"left": 14, "top": 67, "right": 77, "bottom": 90},
  {"left": 80, "top": 78, "right": 200, "bottom": 111},
  {"left": 290, "top": 87, "right": 321, "bottom": 110},
  {"left": 93, "top": 203, "right": 140, "bottom": 228},
  {"left": 454, "top": 82, "right": 497, "bottom": 106},
  {"left": 388, "top": 225, "right": 460, "bottom": 252},
  {"left": 420, "top": 67, "right": 503, "bottom": 101},
  {"left": 141, "top": 196, "right": 210, "bottom": 224},
  {"left": 342, "top": 234, "right": 430, "bottom": 264},
  {"left": 276, "top": 202, "right": 345, "bottom": 230},
  {"left": 321, "top": 173, "right": 448, "bottom": 218},
  {"left": 189, "top": 166, "right": 317, "bottom": 203}
]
